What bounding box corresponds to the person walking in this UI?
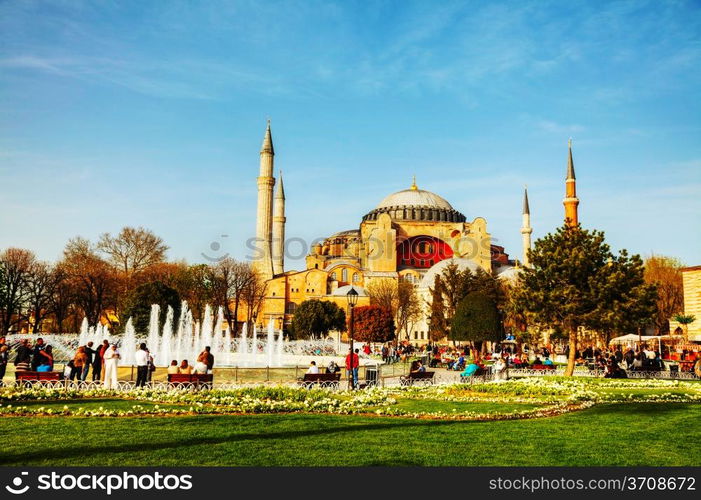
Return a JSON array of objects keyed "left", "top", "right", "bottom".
[
  {"left": 103, "top": 344, "right": 120, "bottom": 389},
  {"left": 135, "top": 343, "right": 149, "bottom": 388},
  {"left": 0, "top": 337, "right": 8, "bottom": 386}
]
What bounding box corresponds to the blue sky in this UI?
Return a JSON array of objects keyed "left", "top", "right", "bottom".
[{"left": 1, "top": 0, "right": 700, "bottom": 267}]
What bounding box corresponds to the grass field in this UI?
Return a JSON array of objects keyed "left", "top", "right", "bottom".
[{"left": 1, "top": 378, "right": 699, "bottom": 467}]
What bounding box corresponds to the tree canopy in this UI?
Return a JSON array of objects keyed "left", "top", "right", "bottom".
[
  {"left": 350, "top": 305, "right": 395, "bottom": 343},
  {"left": 290, "top": 299, "right": 346, "bottom": 339},
  {"left": 516, "top": 224, "right": 657, "bottom": 375},
  {"left": 450, "top": 291, "right": 502, "bottom": 357},
  {"left": 122, "top": 281, "right": 181, "bottom": 334}
]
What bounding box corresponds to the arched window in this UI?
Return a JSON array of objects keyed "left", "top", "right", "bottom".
[
  {"left": 342, "top": 268, "right": 348, "bottom": 282},
  {"left": 352, "top": 273, "right": 360, "bottom": 283}
]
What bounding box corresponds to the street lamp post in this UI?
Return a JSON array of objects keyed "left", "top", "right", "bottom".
[{"left": 346, "top": 287, "right": 359, "bottom": 390}]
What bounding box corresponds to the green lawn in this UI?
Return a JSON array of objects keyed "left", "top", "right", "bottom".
[{"left": 0, "top": 402, "right": 699, "bottom": 466}]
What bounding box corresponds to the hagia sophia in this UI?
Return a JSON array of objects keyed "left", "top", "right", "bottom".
[{"left": 249, "top": 121, "right": 580, "bottom": 342}]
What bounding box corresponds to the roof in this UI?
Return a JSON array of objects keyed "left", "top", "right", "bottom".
[
  {"left": 331, "top": 285, "right": 368, "bottom": 297},
  {"left": 376, "top": 188, "right": 454, "bottom": 210}
]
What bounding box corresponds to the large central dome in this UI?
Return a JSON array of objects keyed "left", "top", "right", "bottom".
[
  {"left": 376, "top": 188, "right": 454, "bottom": 210},
  {"left": 362, "top": 179, "right": 466, "bottom": 223}
]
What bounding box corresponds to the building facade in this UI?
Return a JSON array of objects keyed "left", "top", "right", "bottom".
[{"left": 248, "top": 123, "right": 578, "bottom": 342}]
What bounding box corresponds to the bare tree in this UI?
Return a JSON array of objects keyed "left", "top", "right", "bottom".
[
  {"left": 367, "top": 279, "right": 398, "bottom": 315},
  {"left": 241, "top": 269, "right": 267, "bottom": 330},
  {"left": 24, "top": 261, "right": 54, "bottom": 333},
  {"left": 396, "top": 281, "right": 421, "bottom": 340},
  {"left": 210, "top": 258, "right": 255, "bottom": 334},
  {"left": 47, "top": 265, "right": 73, "bottom": 333},
  {"left": 63, "top": 237, "right": 117, "bottom": 327},
  {"left": 98, "top": 226, "right": 168, "bottom": 283},
  {"left": 0, "top": 248, "right": 36, "bottom": 334},
  {"left": 644, "top": 255, "right": 684, "bottom": 334}
]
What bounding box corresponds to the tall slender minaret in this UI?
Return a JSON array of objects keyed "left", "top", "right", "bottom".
[
  {"left": 520, "top": 186, "right": 532, "bottom": 267},
  {"left": 254, "top": 120, "right": 275, "bottom": 280},
  {"left": 272, "top": 170, "right": 286, "bottom": 276},
  {"left": 563, "top": 138, "right": 580, "bottom": 228}
]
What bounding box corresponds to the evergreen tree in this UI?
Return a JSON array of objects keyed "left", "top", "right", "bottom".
[
  {"left": 450, "top": 291, "right": 502, "bottom": 359},
  {"left": 122, "top": 281, "right": 181, "bottom": 333},
  {"left": 428, "top": 276, "right": 448, "bottom": 340},
  {"left": 516, "top": 224, "right": 658, "bottom": 376},
  {"left": 290, "top": 299, "right": 346, "bottom": 339}
]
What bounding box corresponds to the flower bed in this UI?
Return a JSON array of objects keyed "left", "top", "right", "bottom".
[{"left": 1, "top": 377, "right": 698, "bottom": 420}]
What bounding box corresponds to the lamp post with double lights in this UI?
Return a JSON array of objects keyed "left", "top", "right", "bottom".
[{"left": 346, "top": 287, "right": 359, "bottom": 390}]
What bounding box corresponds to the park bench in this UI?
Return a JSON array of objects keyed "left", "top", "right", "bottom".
[
  {"left": 15, "top": 371, "right": 64, "bottom": 386},
  {"left": 399, "top": 371, "right": 435, "bottom": 386},
  {"left": 529, "top": 364, "right": 556, "bottom": 370},
  {"left": 167, "top": 373, "right": 213, "bottom": 389},
  {"left": 298, "top": 372, "right": 341, "bottom": 388}
]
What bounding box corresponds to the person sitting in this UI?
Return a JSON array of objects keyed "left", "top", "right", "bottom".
[
  {"left": 178, "top": 360, "right": 193, "bottom": 374},
  {"left": 167, "top": 360, "right": 179, "bottom": 375},
  {"left": 326, "top": 361, "right": 339, "bottom": 374},
  {"left": 411, "top": 360, "right": 426, "bottom": 374},
  {"left": 306, "top": 361, "right": 319, "bottom": 374},
  {"left": 36, "top": 345, "right": 54, "bottom": 372},
  {"left": 543, "top": 357, "right": 554, "bottom": 366},
  {"left": 450, "top": 354, "right": 466, "bottom": 371},
  {"left": 532, "top": 356, "right": 542, "bottom": 366},
  {"left": 461, "top": 362, "right": 482, "bottom": 378},
  {"left": 631, "top": 353, "right": 644, "bottom": 370}
]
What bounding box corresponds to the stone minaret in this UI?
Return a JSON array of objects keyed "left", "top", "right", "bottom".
[
  {"left": 520, "top": 186, "right": 532, "bottom": 267},
  {"left": 254, "top": 120, "right": 275, "bottom": 280},
  {"left": 563, "top": 139, "right": 580, "bottom": 228},
  {"left": 272, "top": 170, "right": 286, "bottom": 276}
]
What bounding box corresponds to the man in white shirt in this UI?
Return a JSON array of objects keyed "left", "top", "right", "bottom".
[
  {"left": 135, "top": 343, "right": 149, "bottom": 388},
  {"left": 306, "top": 361, "right": 319, "bottom": 374}
]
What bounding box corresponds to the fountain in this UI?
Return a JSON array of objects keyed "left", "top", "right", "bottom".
[{"left": 6, "top": 300, "right": 356, "bottom": 369}]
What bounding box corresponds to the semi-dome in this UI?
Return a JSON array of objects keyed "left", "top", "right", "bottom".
[
  {"left": 363, "top": 179, "right": 466, "bottom": 223},
  {"left": 419, "top": 257, "right": 483, "bottom": 289}
]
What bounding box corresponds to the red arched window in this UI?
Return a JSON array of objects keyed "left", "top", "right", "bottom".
[{"left": 397, "top": 236, "right": 453, "bottom": 269}]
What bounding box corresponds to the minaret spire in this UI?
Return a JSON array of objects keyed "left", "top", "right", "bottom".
[
  {"left": 261, "top": 119, "right": 274, "bottom": 155},
  {"left": 254, "top": 120, "right": 276, "bottom": 280},
  {"left": 272, "top": 170, "right": 286, "bottom": 275},
  {"left": 563, "top": 139, "right": 580, "bottom": 228},
  {"left": 520, "top": 186, "right": 533, "bottom": 267}
]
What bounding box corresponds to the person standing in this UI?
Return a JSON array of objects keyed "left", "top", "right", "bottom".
[
  {"left": 0, "top": 337, "right": 8, "bottom": 386},
  {"left": 103, "top": 344, "right": 120, "bottom": 389},
  {"left": 71, "top": 347, "right": 88, "bottom": 381},
  {"left": 93, "top": 340, "right": 109, "bottom": 381},
  {"left": 135, "top": 343, "right": 149, "bottom": 388},
  {"left": 81, "top": 341, "right": 94, "bottom": 381},
  {"left": 345, "top": 348, "right": 360, "bottom": 388},
  {"left": 14, "top": 339, "right": 32, "bottom": 371}
]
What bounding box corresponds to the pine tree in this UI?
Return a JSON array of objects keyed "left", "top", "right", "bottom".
[{"left": 516, "top": 224, "right": 657, "bottom": 376}]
